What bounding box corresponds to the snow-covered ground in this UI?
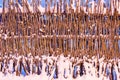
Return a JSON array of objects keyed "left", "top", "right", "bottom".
[
  {"left": 0, "top": 73, "right": 106, "bottom": 80},
  {"left": 0, "top": 54, "right": 120, "bottom": 80},
  {"left": 0, "top": 71, "right": 113, "bottom": 80}
]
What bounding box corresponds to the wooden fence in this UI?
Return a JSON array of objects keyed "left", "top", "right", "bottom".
[{"left": 0, "top": 0, "right": 120, "bottom": 58}]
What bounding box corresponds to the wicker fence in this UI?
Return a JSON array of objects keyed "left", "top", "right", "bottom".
[{"left": 0, "top": 0, "right": 120, "bottom": 58}]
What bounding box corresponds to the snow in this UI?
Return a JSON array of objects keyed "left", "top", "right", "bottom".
[
  {"left": 0, "top": 71, "right": 116, "bottom": 80},
  {"left": 0, "top": 54, "right": 120, "bottom": 80},
  {"left": 0, "top": 8, "right": 2, "bottom": 13},
  {"left": 38, "top": 5, "right": 45, "bottom": 13},
  {"left": 0, "top": 7, "right": 8, "bottom": 13}
]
